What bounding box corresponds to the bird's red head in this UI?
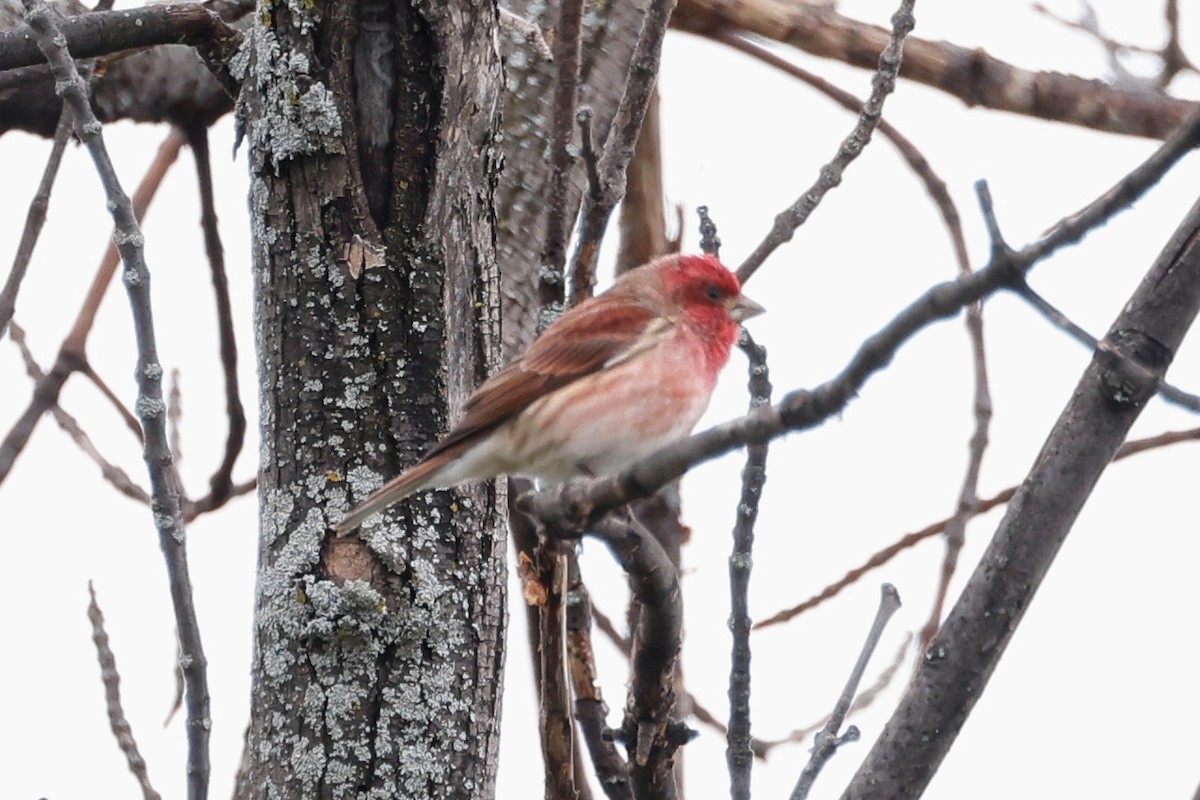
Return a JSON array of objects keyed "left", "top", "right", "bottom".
[
  {"left": 664, "top": 252, "right": 760, "bottom": 322},
  {"left": 658, "top": 254, "right": 763, "bottom": 373}
]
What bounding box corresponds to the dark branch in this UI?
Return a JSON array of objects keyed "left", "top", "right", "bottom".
[
  {"left": 1013, "top": 278, "right": 1200, "bottom": 412},
  {"left": 674, "top": 0, "right": 1199, "bottom": 140},
  {"left": 21, "top": 6, "right": 211, "bottom": 800},
  {"left": 566, "top": 557, "right": 633, "bottom": 800},
  {"left": 539, "top": 0, "right": 584, "bottom": 314},
  {"left": 842, "top": 162, "right": 1200, "bottom": 800},
  {"left": 591, "top": 512, "right": 689, "bottom": 800},
  {"left": 727, "top": 330, "right": 770, "bottom": 800},
  {"left": 0, "top": 3, "right": 235, "bottom": 71},
  {"left": 538, "top": 536, "right": 578, "bottom": 800},
  {"left": 185, "top": 127, "right": 247, "bottom": 511}
]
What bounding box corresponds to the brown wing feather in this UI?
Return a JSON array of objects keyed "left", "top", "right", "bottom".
[{"left": 423, "top": 298, "right": 659, "bottom": 460}]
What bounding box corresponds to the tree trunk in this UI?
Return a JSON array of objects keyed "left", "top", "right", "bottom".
[{"left": 236, "top": 2, "right": 506, "bottom": 797}]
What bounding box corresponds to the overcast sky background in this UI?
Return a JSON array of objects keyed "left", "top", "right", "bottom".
[{"left": 3, "top": 1, "right": 1199, "bottom": 799}]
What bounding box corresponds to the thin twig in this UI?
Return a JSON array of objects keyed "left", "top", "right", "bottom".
[
  {"left": 9, "top": 322, "right": 150, "bottom": 504},
  {"left": 789, "top": 584, "right": 901, "bottom": 800},
  {"left": 88, "top": 581, "right": 163, "bottom": 800},
  {"left": 752, "top": 633, "right": 912, "bottom": 756},
  {"left": 1, "top": 108, "right": 71, "bottom": 338},
  {"left": 81, "top": 360, "right": 144, "bottom": 441},
  {"left": 1160, "top": 0, "right": 1194, "bottom": 88},
  {"left": 727, "top": 330, "right": 771, "bottom": 800},
  {"left": 736, "top": 0, "right": 917, "bottom": 284},
  {"left": 187, "top": 126, "right": 247, "bottom": 508},
  {"left": 22, "top": 5, "right": 210, "bottom": 800},
  {"left": 0, "top": 127, "right": 185, "bottom": 486},
  {"left": 697, "top": 206, "right": 720, "bottom": 258},
  {"left": 168, "top": 368, "right": 184, "bottom": 467},
  {"left": 592, "top": 602, "right": 631, "bottom": 655},
  {"left": 754, "top": 425, "right": 1200, "bottom": 629},
  {"left": 1012, "top": 279, "right": 1200, "bottom": 412}
]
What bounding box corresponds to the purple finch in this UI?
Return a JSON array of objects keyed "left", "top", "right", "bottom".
[{"left": 335, "top": 253, "right": 762, "bottom": 533}]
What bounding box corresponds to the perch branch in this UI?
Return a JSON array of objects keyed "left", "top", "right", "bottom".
[{"left": 516, "top": 109, "right": 1200, "bottom": 529}]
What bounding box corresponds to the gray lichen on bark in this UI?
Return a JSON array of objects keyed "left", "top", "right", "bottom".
[{"left": 238, "top": 1, "right": 506, "bottom": 798}]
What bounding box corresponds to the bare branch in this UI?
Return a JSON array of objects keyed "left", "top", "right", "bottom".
[
  {"left": 0, "top": 108, "right": 70, "bottom": 338},
  {"left": 842, "top": 170, "right": 1200, "bottom": 800},
  {"left": 752, "top": 634, "right": 912, "bottom": 757},
  {"left": 168, "top": 368, "right": 184, "bottom": 466},
  {"left": 589, "top": 512, "right": 690, "bottom": 800},
  {"left": 0, "top": 127, "right": 185, "bottom": 486},
  {"left": 21, "top": 5, "right": 210, "bottom": 800},
  {"left": 81, "top": 360, "right": 143, "bottom": 441},
  {"left": 538, "top": 536, "right": 578, "bottom": 800},
  {"left": 727, "top": 330, "right": 770, "bottom": 800},
  {"left": 673, "top": 0, "right": 1199, "bottom": 140},
  {"left": 186, "top": 126, "right": 247, "bottom": 509},
  {"left": 87, "top": 582, "right": 163, "bottom": 800},
  {"left": 0, "top": 3, "right": 235, "bottom": 71},
  {"left": 791, "top": 584, "right": 901, "bottom": 800},
  {"left": 1012, "top": 279, "right": 1200, "bottom": 412},
  {"left": 566, "top": 557, "right": 633, "bottom": 800},
  {"left": 9, "top": 322, "right": 150, "bottom": 503},
  {"left": 736, "top": 0, "right": 916, "bottom": 284},
  {"left": 756, "top": 425, "right": 1199, "bottom": 628}
]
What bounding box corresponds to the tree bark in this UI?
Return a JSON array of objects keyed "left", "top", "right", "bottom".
[{"left": 237, "top": 2, "right": 506, "bottom": 797}]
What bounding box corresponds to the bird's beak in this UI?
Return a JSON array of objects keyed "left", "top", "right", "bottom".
[{"left": 729, "top": 294, "right": 765, "bottom": 322}]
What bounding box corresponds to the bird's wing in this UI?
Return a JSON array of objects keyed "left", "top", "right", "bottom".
[{"left": 424, "top": 299, "right": 664, "bottom": 459}]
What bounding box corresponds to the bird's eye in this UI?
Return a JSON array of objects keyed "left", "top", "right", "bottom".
[{"left": 705, "top": 284, "right": 722, "bottom": 301}]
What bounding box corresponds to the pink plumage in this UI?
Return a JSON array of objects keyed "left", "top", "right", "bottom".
[{"left": 335, "top": 253, "right": 763, "bottom": 533}]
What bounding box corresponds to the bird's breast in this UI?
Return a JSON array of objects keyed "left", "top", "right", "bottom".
[{"left": 500, "top": 326, "right": 718, "bottom": 482}]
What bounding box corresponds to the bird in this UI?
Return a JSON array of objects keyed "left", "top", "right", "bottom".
[{"left": 334, "top": 252, "right": 763, "bottom": 533}]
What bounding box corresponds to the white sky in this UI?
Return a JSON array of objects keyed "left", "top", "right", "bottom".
[{"left": 2, "top": 1, "right": 1199, "bottom": 799}]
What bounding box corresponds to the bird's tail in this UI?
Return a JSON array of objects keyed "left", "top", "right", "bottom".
[{"left": 333, "top": 455, "right": 449, "bottom": 535}]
